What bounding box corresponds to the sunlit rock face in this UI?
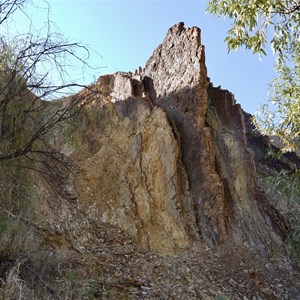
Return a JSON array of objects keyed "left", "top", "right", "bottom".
[
  {"left": 43, "top": 22, "right": 289, "bottom": 255},
  {"left": 74, "top": 74, "right": 199, "bottom": 254}
]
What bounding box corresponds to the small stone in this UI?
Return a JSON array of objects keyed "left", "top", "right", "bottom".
[{"left": 229, "top": 278, "right": 238, "bottom": 287}]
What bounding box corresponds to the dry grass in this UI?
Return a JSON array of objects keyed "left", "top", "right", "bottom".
[{"left": 0, "top": 263, "right": 34, "bottom": 300}]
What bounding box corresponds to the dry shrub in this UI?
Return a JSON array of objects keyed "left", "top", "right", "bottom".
[
  {"left": 0, "top": 246, "right": 72, "bottom": 299},
  {"left": 0, "top": 263, "right": 34, "bottom": 300}
]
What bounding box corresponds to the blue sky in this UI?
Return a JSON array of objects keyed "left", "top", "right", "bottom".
[{"left": 11, "top": 0, "right": 277, "bottom": 114}]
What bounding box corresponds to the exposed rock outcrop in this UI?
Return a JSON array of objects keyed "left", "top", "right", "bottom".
[
  {"left": 74, "top": 77, "right": 199, "bottom": 254},
  {"left": 41, "top": 22, "right": 293, "bottom": 258}
]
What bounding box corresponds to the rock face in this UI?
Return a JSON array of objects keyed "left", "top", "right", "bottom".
[{"left": 43, "top": 22, "right": 290, "bottom": 256}]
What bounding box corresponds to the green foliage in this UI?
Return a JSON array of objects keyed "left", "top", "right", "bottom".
[
  {"left": 206, "top": 0, "right": 300, "bottom": 60},
  {"left": 206, "top": 0, "right": 300, "bottom": 152},
  {"left": 266, "top": 168, "right": 300, "bottom": 203},
  {"left": 207, "top": 0, "right": 300, "bottom": 257},
  {"left": 255, "top": 53, "right": 300, "bottom": 153},
  {"left": 254, "top": 49, "right": 300, "bottom": 208}
]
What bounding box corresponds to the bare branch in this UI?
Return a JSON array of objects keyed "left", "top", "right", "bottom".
[
  {"left": 0, "top": 0, "right": 27, "bottom": 26},
  {"left": 0, "top": 0, "right": 103, "bottom": 165}
]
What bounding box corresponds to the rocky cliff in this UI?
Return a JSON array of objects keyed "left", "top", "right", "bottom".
[
  {"left": 38, "top": 22, "right": 293, "bottom": 259},
  {"left": 3, "top": 22, "right": 300, "bottom": 299}
]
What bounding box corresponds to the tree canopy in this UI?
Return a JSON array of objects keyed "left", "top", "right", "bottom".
[{"left": 207, "top": 0, "right": 300, "bottom": 61}]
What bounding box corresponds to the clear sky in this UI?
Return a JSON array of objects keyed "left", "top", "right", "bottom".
[{"left": 10, "top": 0, "right": 277, "bottom": 114}]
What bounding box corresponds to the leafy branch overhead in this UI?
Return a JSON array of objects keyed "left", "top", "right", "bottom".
[
  {"left": 255, "top": 60, "right": 300, "bottom": 153},
  {"left": 207, "top": 0, "right": 300, "bottom": 60},
  {"left": 207, "top": 0, "right": 300, "bottom": 150},
  {"left": 207, "top": 0, "right": 300, "bottom": 202}
]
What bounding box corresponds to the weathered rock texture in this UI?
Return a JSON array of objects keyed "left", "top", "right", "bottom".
[
  {"left": 74, "top": 78, "right": 199, "bottom": 253},
  {"left": 42, "top": 22, "right": 292, "bottom": 256}
]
